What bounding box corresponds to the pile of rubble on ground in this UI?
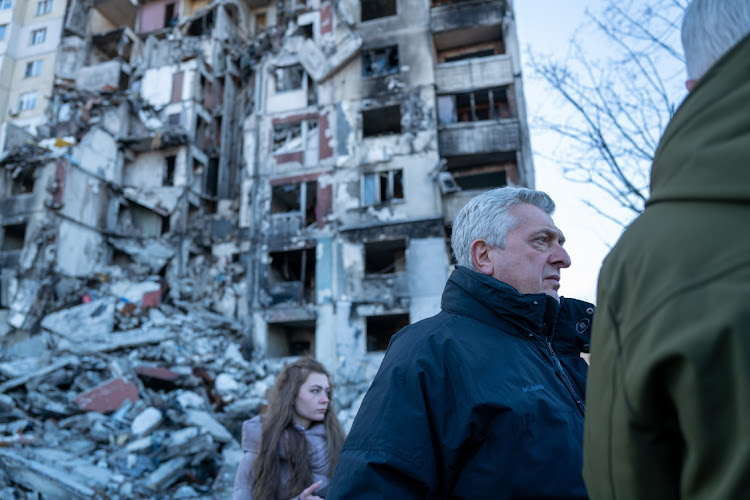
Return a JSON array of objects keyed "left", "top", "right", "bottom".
[{"left": 0, "top": 265, "right": 365, "bottom": 499}]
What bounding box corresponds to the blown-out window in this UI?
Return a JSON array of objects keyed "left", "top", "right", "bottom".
[{"left": 362, "top": 170, "right": 403, "bottom": 206}]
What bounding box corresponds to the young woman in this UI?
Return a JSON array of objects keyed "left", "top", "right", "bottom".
[{"left": 232, "top": 357, "right": 346, "bottom": 500}]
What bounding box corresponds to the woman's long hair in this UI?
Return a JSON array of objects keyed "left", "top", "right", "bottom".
[{"left": 251, "top": 357, "right": 346, "bottom": 500}]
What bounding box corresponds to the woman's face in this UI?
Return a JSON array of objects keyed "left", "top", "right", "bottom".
[{"left": 293, "top": 372, "right": 330, "bottom": 429}]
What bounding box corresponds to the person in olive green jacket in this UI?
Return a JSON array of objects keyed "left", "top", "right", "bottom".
[{"left": 583, "top": 1, "right": 750, "bottom": 498}]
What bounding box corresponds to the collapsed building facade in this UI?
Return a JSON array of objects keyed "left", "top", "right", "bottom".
[{"left": 0, "top": 0, "right": 534, "bottom": 496}]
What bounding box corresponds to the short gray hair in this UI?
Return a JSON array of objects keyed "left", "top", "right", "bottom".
[
  {"left": 682, "top": 0, "right": 750, "bottom": 80},
  {"left": 451, "top": 186, "right": 556, "bottom": 270}
]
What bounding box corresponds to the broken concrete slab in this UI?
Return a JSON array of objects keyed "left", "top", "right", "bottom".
[
  {"left": 183, "top": 409, "right": 234, "bottom": 444},
  {"left": 131, "top": 406, "right": 162, "bottom": 436},
  {"left": 73, "top": 377, "right": 139, "bottom": 413},
  {"left": 40, "top": 297, "right": 116, "bottom": 341},
  {"left": 145, "top": 456, "right": 189, "bottom": 491},
  {"left": 0, "top": 449, "right": 96, "bottom": 499},
  {"left": 66, "top": 326, "right": 174, "bottom": 355},
  {"left": 0, "top": 355, "right": 77, "bottom": 393},
  {"left": 108, "top": 237, "right": 176, "bottom": 273}
]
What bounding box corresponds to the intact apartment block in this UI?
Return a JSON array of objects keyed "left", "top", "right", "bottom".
[{"left": 0, "top": 0, "right": 534, "bottom": 388}]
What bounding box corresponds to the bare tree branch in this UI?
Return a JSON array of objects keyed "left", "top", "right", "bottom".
[{"left": 528, "top": 0, "right": 686, "bottom": 226}]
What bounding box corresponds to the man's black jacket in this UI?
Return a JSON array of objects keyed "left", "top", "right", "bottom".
[{"left": 328, "top": 266, "right": 592, "bottom": 499}]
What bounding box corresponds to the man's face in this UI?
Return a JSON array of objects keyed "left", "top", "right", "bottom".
[{"left": 486, "top": 203, "right": 571, "bottom": 301}]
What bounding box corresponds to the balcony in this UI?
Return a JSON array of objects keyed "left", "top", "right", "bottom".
[
  {"left": 435, "top": 54, "right": 512, "bottom": 93},
  {"left": 94, "top": 0, "right": 138, "bottom": 30},
  {"left": 438, "top": 119, "right": 520, "bottom": 156},
  {"left": 359, "top": 272, "right": 409, "bottom": 306},
  {"left": 430, "top": 0, "right": 506, "bottom": 33}
]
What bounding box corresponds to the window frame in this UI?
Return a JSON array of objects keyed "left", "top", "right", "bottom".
[
  {"left": 1, "top": 0, "right": 12, "bottom": 11},
  {"left": 35, "top": 0, "right": 52, "bottom": 16},
  {"left": 361, "top": 45, "right": 400, "bottom": 78},
  {"left": 19, "top": 91, "right": 38, "bottom": 111},
  {"left": 274, "top": 64, "right": 305, "bottom": 93},
  {"left": 0, "top": 24, "right": 7, "bottom": 41},
  {"left": 24, "top": 60, "right": 42, "bottom": 78},
  {"left": 30, "top": 27, "right": 46, "bottom": 45},
  {"left": 361, "top": 169, "right": 404, "bottom": 206},
  {"left": 272, "top": 118, "right": 318, "bottom": 154}
]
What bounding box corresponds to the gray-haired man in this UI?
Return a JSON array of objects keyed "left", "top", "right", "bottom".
[{"left": 328, "top": 186, "right": 594, "bottom": 499}]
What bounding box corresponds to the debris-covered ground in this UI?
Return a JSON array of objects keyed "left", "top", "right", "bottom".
[{"left": 0, "top": 267, "right": 366, "bottom": 499}]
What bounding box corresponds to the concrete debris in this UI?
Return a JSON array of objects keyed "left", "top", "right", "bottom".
[
  {"left": 130, "top": 407, "right": 163, "bottom": 436},
  {"left": 73, "top": 378, "right": 140, "bottom": 413}
]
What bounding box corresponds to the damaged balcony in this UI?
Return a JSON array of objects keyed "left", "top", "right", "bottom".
[
  {"left": 93, "top": 0, "right": 138, "bottom": 31},
  {"left": 431, "top": 0, "right": 506, "bottom": 34},
  {"left": 439, "top": 151, "right": 520, "bottom": 222},
  {"left": 435, "top": 54, "right": 513, "bottom": 92},
  {"left": 432, "top": 1, "right": 506, "bottom": 70},
  {"left": 264, "top": 247, "right": 316, "bottom": 307},
  {"left": 268, "top": 176, "right": 330, "bottom": 240},
  {"left": 359, "top": 238, "right": 409, "bottom": 305},
  {"left": 437, "top": 85, "right": 520, "bottom": 156}
]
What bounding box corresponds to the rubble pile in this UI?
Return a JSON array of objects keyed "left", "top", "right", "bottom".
[{"left": 0, "top": 269, "right": 333, "bottom": 499}]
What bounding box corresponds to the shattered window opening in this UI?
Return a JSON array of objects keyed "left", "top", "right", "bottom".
[
  {"left": 161, "top": 214, "right": 170, "bottom": 235},
  {"left": 443, "top": 152, "right": 515, "bottom": 190},
  {"left": 434, "top": 27, "right": 505, "bottom": 64},
  {"left": 362, "top": 105, "right": 401, "bottom": 137},
  {"left": 271, "top": 181, "right": 317, "bottom": 225},
  {"left": 361, "top": 46, "right": 399, "bottom": 78},
  {"left": 362, "top": 169, "right": 403, "bottom": 206},
  {"left": 255, "top": 12, "right": 267, "bottom": 31},
  {"left": 444, "top": 48, "right": 495, "bottom": 63},
  {"left": 361, "top": 0, "right": 397, "bottom": 22},
  {"left": 437, "top": 87, "right": 511, "bottom": 124},
  {"left": 271, "top": 183, "right": 301, "bottom": 214},
  {"left": 163, "top": 155, "right": 176, "bottom": 186},
  {"left": 11, "top": 167, "right": 35, "bottom": 195},
  {"left": 272, "top": 119, "right": 317, "bottom": 154},
  {"left": 364, "top": 238, "right": 406, "bottom": 275},
  {"left": 366, "top": 313, "right": 409, "bottom": 352},
  {"left": 164, "top": 3, "right": 178, "bottom": 28},
  {"left": 1, "top": 223, "right": 26, "bottom": 251},
  {"left": 298, "top": 23, "right": 313, "bottom": 39},
  {"left": 266, "top": 319, "right": 316, "bottom": 358},
  {"left": 187, "top": 8, "right": 214, "bottom": 36},
  {"left": 274, "top": 65, "right": 305, "bottom": 92},
  {"left": 206, "top": 158, "right": 219, "bottom": 198}
]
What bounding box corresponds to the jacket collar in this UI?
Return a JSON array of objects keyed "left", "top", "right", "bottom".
[{"left": 441, "top": 267, "right": 591, "bottom": 351}]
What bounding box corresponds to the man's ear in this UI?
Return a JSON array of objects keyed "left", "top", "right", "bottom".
[
  {"left": 686, "top": 79, "right": 697, "bottom": 91},
  {"left": 470, "top": 239, "right": 495, "bottom": 277}
]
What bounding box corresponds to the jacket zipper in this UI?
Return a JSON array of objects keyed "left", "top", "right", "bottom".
[{"left": 545, "top": 338, "right": 585, "bottom": 415}]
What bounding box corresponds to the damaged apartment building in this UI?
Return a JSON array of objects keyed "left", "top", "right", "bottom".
[{"left": 0, "top": 0, "right": 533, "bottom": 493}]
